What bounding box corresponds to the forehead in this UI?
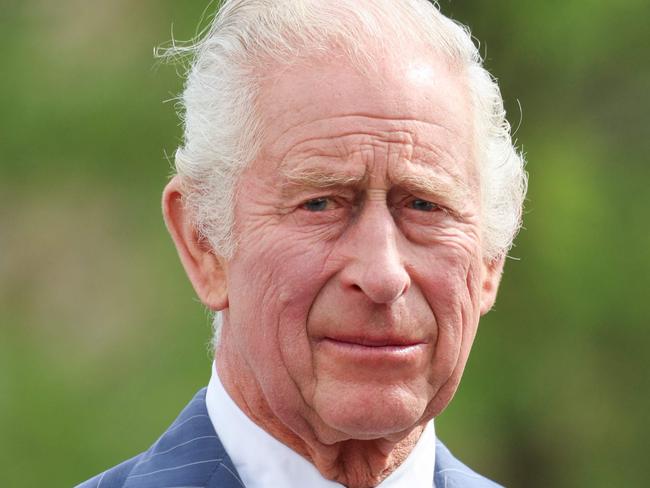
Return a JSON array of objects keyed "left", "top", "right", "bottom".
[{"left": 253, "top": 53, "right": 476, "bottom": 185}]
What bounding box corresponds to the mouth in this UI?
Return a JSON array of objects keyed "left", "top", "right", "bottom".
[
  {"left": 316, "top": 335, "right": 428, "bottom": 363},
  {"left": 322, "top": 335, "right": 425, "bottom": 348}
]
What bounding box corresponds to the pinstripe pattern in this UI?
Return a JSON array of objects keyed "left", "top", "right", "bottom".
[
  {"left": 76, "top": 388, "right": 502, "bottom": 487},
  {"left": 75, "top": 389, "right": 243, "bottom": 488}
]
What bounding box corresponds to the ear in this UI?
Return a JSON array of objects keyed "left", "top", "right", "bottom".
[
  {"left": 479, "top": 255, "right": 505, "bottom": 316},
  {"left": 162, "top": 176, "right": 229, "bottom": 311}
]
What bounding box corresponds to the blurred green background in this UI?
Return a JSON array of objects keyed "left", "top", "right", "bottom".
[{"left": 1, "top": 1, "right": 648, "bottom": 486}]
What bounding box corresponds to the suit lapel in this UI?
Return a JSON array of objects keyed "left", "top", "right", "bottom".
[{"left": 123, "top": 388, "right": 244, "bottom": 488}]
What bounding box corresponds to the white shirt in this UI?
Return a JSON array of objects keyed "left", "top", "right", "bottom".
[{"left": 206, "top": 362, "right": 436, "bottom": 488}]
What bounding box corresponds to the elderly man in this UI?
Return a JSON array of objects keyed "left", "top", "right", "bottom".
[{"left": 78, "top": 0, "right": 526, "bottom": 487}]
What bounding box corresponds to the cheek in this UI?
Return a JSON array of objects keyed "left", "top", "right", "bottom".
[
  {"left": 227, "top": 230, "right": 337, "bottom": 388},
  {"left": 415, "top": 244, "right": 483, "bottom": 390}
]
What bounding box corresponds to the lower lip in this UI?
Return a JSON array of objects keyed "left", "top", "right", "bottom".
[{"left": 317, "top": 338, "right": 426, "bottom": 363}]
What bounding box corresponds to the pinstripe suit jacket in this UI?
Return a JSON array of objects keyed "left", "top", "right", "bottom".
[{"left": 76, "top": 389, "right": 502, "bottom": 488}]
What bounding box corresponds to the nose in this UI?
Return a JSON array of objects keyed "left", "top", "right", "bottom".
[{"left": 339, "top": 203, "right": 410, "bottom": 304}]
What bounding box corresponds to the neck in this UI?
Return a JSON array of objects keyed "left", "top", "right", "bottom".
[
  {"left": 303, "top": 429, "right": 425, "bottom": 487},
  {"left": 215, "top": 344, "right": 426, "bottom": 488}
]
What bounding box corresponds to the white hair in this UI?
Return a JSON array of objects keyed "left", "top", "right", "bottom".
[{"left": 161, "top": 0, "right": 527, "bottom": 339}]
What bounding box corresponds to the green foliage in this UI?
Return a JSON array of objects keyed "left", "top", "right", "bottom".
[{"left": 1, "top": 1, "right": 648, "bottom": 486}]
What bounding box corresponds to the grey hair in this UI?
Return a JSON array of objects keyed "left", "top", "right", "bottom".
[{"left": 161, "top": 0, "right": 527, "bottom": 339}]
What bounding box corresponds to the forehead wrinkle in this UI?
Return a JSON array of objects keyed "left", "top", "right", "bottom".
[
  {"left": 267, "top": 113, "right": 450, "bottom": 146},
  {"left": 276, "top": 130, "right": 410, "bottom": 184},
  {"left": 273, "top": 122, "right": 421, "bottom": 162},
  {"left": 412, "top": 142, "right": 467, "bottom": 176}
]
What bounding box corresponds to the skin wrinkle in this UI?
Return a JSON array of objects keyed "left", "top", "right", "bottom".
[
  {"left": 263, "top": 111, "right": 457, "bottom": 156},
  {"left": 433, "top": 261, "right": 478, "bottom": 414},
  {"left": 417, "top": 251, "right": 470, "bottom": 403},
  {"left": 276, "top": 239, "right": 345, "bottom": 452},
  {"left": 272, "top": 119, "right": 461, "bottom": 171},
  {"left": 278, "top": 135, "right": 471, "bottom": 217},
  {"left": 291, "top": 218, "right": 346, "bottom": 243},
  {"left": 231, "top": 261, "right": 318, "bottom": 457}
]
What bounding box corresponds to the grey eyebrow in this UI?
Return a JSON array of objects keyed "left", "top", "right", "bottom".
[
  {"left": 394, "top": 172, "right": 470, "bottom": 211},
  {"left": 280, "top": 167, "right": 366, "bottom": 191}
]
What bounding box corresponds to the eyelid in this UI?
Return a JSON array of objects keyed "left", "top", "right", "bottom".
[
  {"left": 300, "top": 195, "right": 344, "bottom": 212},
  {"left": 393, "top": 192, "right": 438, "bottom": 207},
  {"left": 408, "top": 198, "right": 440, "bottom": 211},
  {"left": 396, "top": 194, "right": 456, "bottom": 219},
  {"left": 298, "top": 187, "right": 355, "bottom": 204}
]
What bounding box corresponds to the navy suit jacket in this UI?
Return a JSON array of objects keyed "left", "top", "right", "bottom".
[{"left": 76, "top": 389, "right": 502, "bottom": 487}]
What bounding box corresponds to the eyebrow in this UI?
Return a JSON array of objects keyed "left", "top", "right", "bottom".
[
  {"left": 394, "top": 171, "right": 470, "bottom": 212},
  {"left": 281, "top": 167, "right": 366, "bottom": 193}
]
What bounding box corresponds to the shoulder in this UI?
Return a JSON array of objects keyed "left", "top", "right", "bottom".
[
  {"left": 434, "top": 439, "right": 503, "bottom": 488},
  {"left": 74, "top": 388, "right": 243, "bottom": 488},
  {"left": 75, "top": 455, "right": 141, "bottom": 488}
]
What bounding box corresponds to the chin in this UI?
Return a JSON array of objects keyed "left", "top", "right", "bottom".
[{"left": 312, "top": 383, "right": 429, "bottom": 441}]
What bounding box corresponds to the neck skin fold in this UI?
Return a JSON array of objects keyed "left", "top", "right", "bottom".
[{"left": 215, "top": 338, "right": 428, "bottom": 488}]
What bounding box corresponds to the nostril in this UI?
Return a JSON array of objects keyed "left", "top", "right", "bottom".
[{"left": 351, "top": 284, "right": 363, "bottom": 292}]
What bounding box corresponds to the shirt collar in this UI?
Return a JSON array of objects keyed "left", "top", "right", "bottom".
[{"left": 206, "top": 362, "right": 436, "bottom": 488}]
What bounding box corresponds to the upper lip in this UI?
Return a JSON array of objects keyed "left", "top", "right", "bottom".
[{"left": 322, "top": 335, "right": 425, "bottom": 347}]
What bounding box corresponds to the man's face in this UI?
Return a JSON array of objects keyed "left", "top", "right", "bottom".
[{"left": 219, "top": 54, "right": 500, "bottom": 443}]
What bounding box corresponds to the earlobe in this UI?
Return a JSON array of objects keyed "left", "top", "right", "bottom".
[
  {"left": 479, "top": 255, "right": 505, "bottom": 316},
  {"left": 162, "top": 176, "right": 229, "bottom": 311}
]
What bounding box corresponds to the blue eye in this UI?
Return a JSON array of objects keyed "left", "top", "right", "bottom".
[
  {"left": 303, "top": 197, "right": 329, "bottom": 212},
  {"left": 409, "top": 199, "right": 438, "bottom": 212}
]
